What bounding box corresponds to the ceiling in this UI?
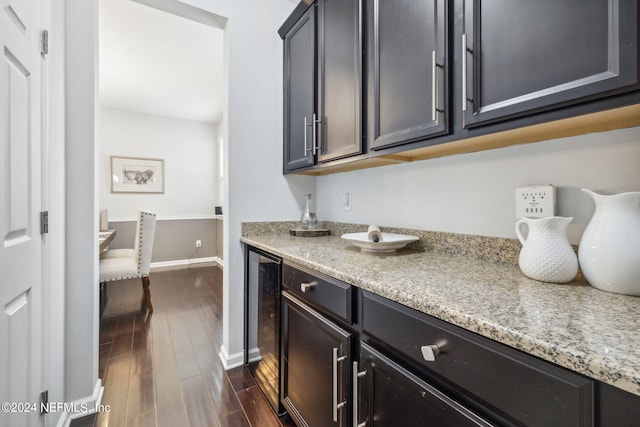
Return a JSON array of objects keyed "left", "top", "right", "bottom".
[{"left": 99, "top": 0, "right": 224, "bottom": 124}]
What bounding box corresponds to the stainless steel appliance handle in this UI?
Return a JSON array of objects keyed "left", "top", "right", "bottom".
[
  {"left": 353, "top": 361, "right": 367, "bottom": 427},
  {"left": 300, "top": 281, "right": 317, "bottom": 293},
  {"left": 332, "top": 347, "right": 347, "bottom": 422},
  {"left": 462, "top": 34, "right": 467, "bottom": 113}
]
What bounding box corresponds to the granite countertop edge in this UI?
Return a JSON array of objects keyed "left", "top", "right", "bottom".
[{"left": 240, "top": 232, "right": 640, "bottom": 397}]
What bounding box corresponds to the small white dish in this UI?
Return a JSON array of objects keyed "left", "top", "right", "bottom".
[{"left": 341, "top": 232, "right": 419, "bottom": 253}]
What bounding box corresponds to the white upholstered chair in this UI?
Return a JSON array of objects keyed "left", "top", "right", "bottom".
[{"left": 100, "top": 210, "right": 157, "bottom": 313}]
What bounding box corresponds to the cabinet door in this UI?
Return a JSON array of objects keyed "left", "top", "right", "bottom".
[
  {"left": 462, "top": 0, "right": 639, "bottom": 128},
  {"left": 317, "top": 0, "right": 363, "bottom": 162},
  {"left": 281, "top": 291, "right": 352, "bottom": 427},
  {"left": 368, "top": 0, "right": 448, "bottom": 150},
  {"left": 355, "top": 343, "right": 492, "bottom": 427},
  {"left": 284, "top": 6, "right": 315, "bottom": 172}
]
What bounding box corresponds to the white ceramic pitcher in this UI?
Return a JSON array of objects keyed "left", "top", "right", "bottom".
[
  {"left": 578, "top": 189, "right": 640, "bottom": 295},
  {"left": 515, "top": 216, "right": 578, "bottom": 283}
]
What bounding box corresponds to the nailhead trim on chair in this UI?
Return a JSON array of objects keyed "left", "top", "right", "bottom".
[{"left": 100, "top": 210, "right": 156, "bottom": 282}]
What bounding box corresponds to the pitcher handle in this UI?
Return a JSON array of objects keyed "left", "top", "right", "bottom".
[{"left": 515, "top": 219, "right": 527, "bottom": 245}]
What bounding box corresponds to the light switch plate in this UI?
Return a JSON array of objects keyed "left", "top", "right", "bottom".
[{"left": 515, "top": 185, "right": 556, "bottom": 218}]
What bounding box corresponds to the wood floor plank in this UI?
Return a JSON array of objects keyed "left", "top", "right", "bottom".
[
  {"left": 218, "top": 410, "right": 251, "bottom": 427},
  {"left": 96, "top": 355, "right": 132, "bottom": 427},
  {"left": 181, "top": 375, "right": 219, "bottom": 427},
  {"left": 96, "top": 266, "right": 288, "bottom": 427},
  {"left": 129, "top": 313, "right": 153, "bottom": 376},
  {"left": 99, "top": 316, "right": 118, "bottom": 345},
  {"left": 236, "top": 386, "right": 282, "bottom": 427},
  {"left": 164, "top": 273, "right": 204, "bottom": 381},
  {"left": 99, "top": 343, "right": 112, "bottom": 380},
  {"left": 150, "top": 312, "right": 189, "bottom": 427},
  {"left": 125, "top": 371, "right": 155, "bottom": 423},
  {"left": 227, "top": 367, "right": 256, "bottom": 392},
  {"left": 180, "top": 301, "right": 243, "bottom": 417},
  {"left": 110, "top": 314, "right": 136, "bottom": 356},
  {"left": 124, "top": 413, "right": 157, "bottom": 427}
]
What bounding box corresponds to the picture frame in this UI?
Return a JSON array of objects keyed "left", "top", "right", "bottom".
[{"left": 111, "top": 156, "right": 164, "bottom": 194}]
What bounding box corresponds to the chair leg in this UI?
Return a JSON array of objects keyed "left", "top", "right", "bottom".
[{"left": 141, "top": 276, "right": 153, "bottom": 313}]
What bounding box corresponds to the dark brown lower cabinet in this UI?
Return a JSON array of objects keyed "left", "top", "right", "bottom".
[
  {"left": 355, "top": 342, "right": 492, "bottom": 427},
  {"left": 281, "top": 291, "right": 352, "bottom": 427},
  {"left": 273, "top": 260, "right": 640, "bottom": 426},
  {"left": 361, "top": 290, "right": 594, "bottom": 427}
]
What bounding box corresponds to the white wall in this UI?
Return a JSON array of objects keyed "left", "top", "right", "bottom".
[
  {"left": 100, "top": 107, "right": 219, "bottom": 219},
  {"left": 317, "top": 126, "right": 640, "bottom": 244},
  {"left": 180, "top": 0, "right": 315, "bottom": 367}
]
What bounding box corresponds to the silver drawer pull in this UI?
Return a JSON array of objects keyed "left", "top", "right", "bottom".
[
  {"left": 300, "top": 281, "right": 317, "bottom": 293},
  {"left": 421, "top": 340, "right": 447, "bottom": 362}
]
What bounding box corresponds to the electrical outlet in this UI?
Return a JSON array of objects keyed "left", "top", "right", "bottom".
[
  {"left": 515, "top": 185, "right": 556, "bottom": 218},
  {"left": 196, "top": 240, "right": 202, "bottom": 248},
  {"left": 343, "top": 192, "right": 352, "bottom": 211}
]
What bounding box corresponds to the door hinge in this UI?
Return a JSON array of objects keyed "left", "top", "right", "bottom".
[
  {"left": 40, "top": 211, "right": 49, "bottom": 234},
  {"left": 40, "top": 390, "right": 48, "bottom": 414},
  {"left": 41, "top": 30, "right": 48, "bottom": 55}
]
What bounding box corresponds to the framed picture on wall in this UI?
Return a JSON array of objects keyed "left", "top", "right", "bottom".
[{"left": 111, "top": 156, "right": 165, "bottom": 193}]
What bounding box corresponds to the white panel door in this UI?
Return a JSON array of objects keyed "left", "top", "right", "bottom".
[{"left": 0, "top": 0, "right": 45, "bottom": 425}]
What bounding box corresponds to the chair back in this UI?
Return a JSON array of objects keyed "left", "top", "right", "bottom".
[{"left": 134, "top": 210, "right": 157, "bottom": 276}]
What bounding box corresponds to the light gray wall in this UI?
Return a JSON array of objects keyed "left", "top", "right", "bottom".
[
  {"left": 99, "top": 107, "right": 219, "bottom": 219},
  {"left": 216, "top": 217, "right": 223, "bottom": 261},
  {"left": 108, "top": 218, "right": 218, "bottom": 262},
  {"left": 64, "top": 0, "right": 100, "bottom": 404},
  {"left": 181, "top": 0, "right": 316, "bottom": 367},
  {"left": 48, "top": 1, "right": 67, "bottom": 423},
  {"left": 316, "top": 126, "right": 640, "bottom": 245}
]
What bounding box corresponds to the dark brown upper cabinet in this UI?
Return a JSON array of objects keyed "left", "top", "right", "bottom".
[
  {"left": 283, "top": 5, "right": 316, "bottom": 172},
  {"left": 461, "top": 0, "right": 640, "bottom": 128},
  {"left": 317, "top": 0, "right": 363, "bottom": 163},
  {"left": 280, "top": 0, "right": 639, "bottom": 175},
  {"left": 368, "top": 0, "right": 449, "bottom": 150},
  {"left": 283, "top": 0, "right": 363, "bottom": 173}
]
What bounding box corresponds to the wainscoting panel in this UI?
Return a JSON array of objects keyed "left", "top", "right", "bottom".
[{"left": 107, "top": 218, "right": 219, "bottom": 264}]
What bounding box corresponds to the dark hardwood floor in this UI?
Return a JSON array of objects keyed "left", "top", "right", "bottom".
[{"left": 72, "top": 265, "right": 295, "bottom": 427}]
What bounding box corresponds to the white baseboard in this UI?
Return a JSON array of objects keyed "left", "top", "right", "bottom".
[
  {"left": 150, "top": 256, "right": 222, "bottom": 271},
  {"left": 56, "top": 379, "right": 104, "bottom": 427},
  {"left": 248, "top": 346, "right": 262, "bottom": 363},
  {"left": 110, "top": 215, "right": 218, "bottom": 222},
  {"left": 214, "top": 257, "right": 224, "bottom": 269},
  {"left": 219, "top": 345, "right": 244, "bottom": 370}
]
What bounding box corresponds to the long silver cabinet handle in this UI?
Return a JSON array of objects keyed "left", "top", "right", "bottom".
[
  {"left": 353, "top": 361, "right": 367, "bottom": 427},
  {"left": 432, "top": 50, "right": 438, "bottom": 123},
  {"left": 461, "top": 34, "right": 467, "bottom": 113},
  {"left": 304, "top": 116, "right": 314, "bottom": 154},
  {"left": 312, "top": 113, "right": 320, "bottom": 155},
  {"left": 332, "top": 347, "right": 347, "bottom": 422},
  {"left": 300, "top": 281, "right": 317, "bottom": 293},
  {"left": 304, "top": 116, "right": 309, "bottom": 153}
]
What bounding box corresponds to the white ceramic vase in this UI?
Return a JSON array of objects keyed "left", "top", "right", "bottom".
[
  {"left": 578, "top": 189, "right": 640, "bottom": 296},
  {"left": 515, "top": 216, "right": 578, "bottom": 283}
]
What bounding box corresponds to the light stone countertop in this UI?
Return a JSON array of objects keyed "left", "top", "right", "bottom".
[{"left": 241, "top": 231, "right": 640, "bottom": 397}]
